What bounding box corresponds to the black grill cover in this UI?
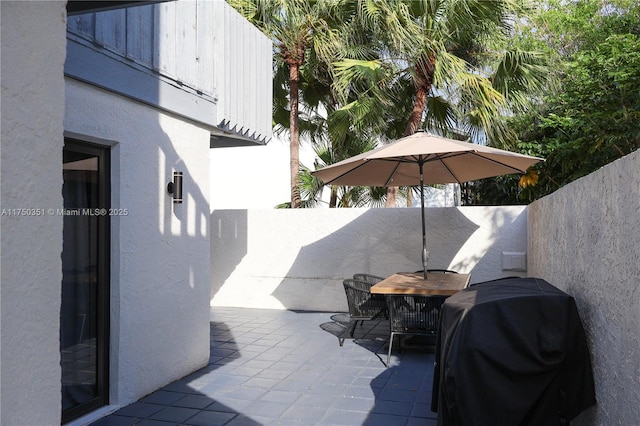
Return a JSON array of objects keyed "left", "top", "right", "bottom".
[{"left": 431, "top": 277, "right": 595, "bottom": 425}]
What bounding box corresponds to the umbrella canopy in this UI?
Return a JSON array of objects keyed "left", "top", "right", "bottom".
[
  {"left": 311, "top": 132, "right": 544, "bottom": 278},
  {"left": 311, "top": 132, "right": 542, "bottom": 187}
]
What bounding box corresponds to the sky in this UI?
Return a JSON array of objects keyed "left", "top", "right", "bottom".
[{"left": 209, "top": 135, "right": 320, "bottom": 209}]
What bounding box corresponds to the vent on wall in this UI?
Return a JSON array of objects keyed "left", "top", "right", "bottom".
[{"left": 502, "top": 252, "right": 527, "bottom": 271}]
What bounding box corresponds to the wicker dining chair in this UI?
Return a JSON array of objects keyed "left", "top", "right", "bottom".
[
  {"left": 342, "top": 279, "right": 389, "bottom": 345},
  {"left": 385, "top": 294, "right": 448, "bottom": 366}
]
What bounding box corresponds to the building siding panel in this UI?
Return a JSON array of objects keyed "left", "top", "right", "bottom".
[
  {"left": 66, "top": 0, "right": 271, "bottom": 144},
  {"left": 213, "top": 1, "right": 272, "bottom": 143},
  {"left": 126, "top": 5, "right": 154, "bottom": 64}
]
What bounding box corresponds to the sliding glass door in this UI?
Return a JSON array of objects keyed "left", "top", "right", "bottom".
[{"left": 61, "top": 140, "right": 110, "bottom": 423}]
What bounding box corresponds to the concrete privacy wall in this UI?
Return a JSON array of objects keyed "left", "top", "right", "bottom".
[
  {"left": 211, "top": 206, "right": 528, "bottom": 311},
  {"left": 528, "top": 149, "right": 640, "bottom": 425},
  {"left": 65, "top": 79, "right": 211, "bottom": 405},
  {"left": 0, "top": 2, "right": 67, "bottom": 425}
]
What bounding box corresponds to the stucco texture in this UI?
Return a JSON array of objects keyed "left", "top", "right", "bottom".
[
  {"left": 64, "top": 80, "right": 211, "bottom": 406},
  {"left": 211, "top": 206, "right": 528, "bottom": 311},
  {"left": 529, "top": 149, "right": 640, "bottom": 424},
  {"left": 1, "top": 2, "right": 67, "bottom": 425}
]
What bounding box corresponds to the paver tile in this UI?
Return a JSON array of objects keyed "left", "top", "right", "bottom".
[
  {"left": 183, "top": 410, "right": 236, "bottom": 426},
  {"left": 90, "top": 308, "right": 439, "bottom": 426},
  {"left": 148, "top": 406, "right": 200, "bottom": 423}
]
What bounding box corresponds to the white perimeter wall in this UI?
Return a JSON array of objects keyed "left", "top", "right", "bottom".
[
  {"left": 0, "top": 2, "right": 67, "bottom": 425},
  {"left": 528, "top": 149, "right": 640, "bottom": 425},
  {"left": 211, "top": 206, "right": 528, "bottom": 311},
  {"left": 65, "top": 79, "right": 211, "bottom": 405}
]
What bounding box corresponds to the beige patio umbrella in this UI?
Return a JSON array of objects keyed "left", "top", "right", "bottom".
[{"left": 311, "top": 132, "right": 544, "bottom": 279}]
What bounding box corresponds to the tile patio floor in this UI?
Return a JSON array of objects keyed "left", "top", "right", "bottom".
[{"left": 91, "top": 307, "right": 439, "bottom": 426}]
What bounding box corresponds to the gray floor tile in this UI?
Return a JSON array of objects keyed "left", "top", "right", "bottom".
[
  {"left": 260, "top": 389, "right": 301, "bottom": 404},
  {"left": 132, "top": 419, "right": 179, "bottom": 426},
  {"left": 377, "top": 387, "right": 420, "bottom": 403},
  {"left": 135, "top": 420, "right": 179, "bottom": 426},
  {"left": 148, "top": 406, "right": 200, "bottom": 423},
  {"left": 278, "top": 405, "right": 330, "bottom": 423},
  {"left": 172, "top": 394, "right": 216, "bottom": 409},
  {"left": 253, "top": 351, "right": 286, "bottom": 362},
  {"left": 320, "top": 409, "right": 369, "bottom": 425},
  {"left": 142, "top": 390, "right": 187, "bottom": 405},
  {"left": 371, "top": 399, "right": 414, "bottom": 416},
  {"left": 91, "top": 308, "right": 440, "bottom": 426},
  {"left": 342, "top": 385, "right": 377, "bottom": 399},
  {"left": 362, "top": 413, "right": 408, "bottom": 426},
  {"left": 243, "top": 377, "right": 281, "bottom": 389},
  {"left": 114, "top": 402, "right": 165, "bottom": 418},
  {"left": 224, "top": 413, "right": 266, "bottom": 425},
  {"left": 240, "top": 359, "right": 275, "bottom": 370},
  {"left": 411, "top": 402, "right": 437, "bottom": 419},
  {"left": 331, "top": 396, "right": 376, "bottom": 412},
  {"left": 292, "top": 393, "right": 340, "bottom": 408},
  {"left": 254, "top": 368, "right": 293, "bottom": 380},
  {"left": 183, "top": 410, "right": 236, "bottom": 426},
  {"left": 205, "top": 398, "right": 252, "bottom": 412},
  {"left": 305, "top": 382, "right": 348, "bottom": 396},
  {"left": 228, "top": 366, "right": 263, "bottom": 377},
  {"left": 90, "top": 415, "right": 139, "bottom": 426},
  {"left": 271, "top": 378, "right": 312, "bottom": 393},
  {"left": 245, "top": 400, "right": 289, "bottom": 417},
  {"left": 161, "top": 380, "right": 199, "bottom": 394},
  {"left": 407, "top": 417, "right": 438, "bottom": 426},
  {"left": 223, "top": 386, "right": 267, "bottom": 401}
]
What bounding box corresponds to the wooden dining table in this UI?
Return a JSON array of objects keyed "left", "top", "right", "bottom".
[{"left": 370, "top": 272, "right": 471, "bottom": 296}]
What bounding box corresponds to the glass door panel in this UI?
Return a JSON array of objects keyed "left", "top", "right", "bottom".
[{"left": 61, "top": 140, "right": 110, "bottom": 422}]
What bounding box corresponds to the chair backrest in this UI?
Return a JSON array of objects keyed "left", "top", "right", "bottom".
[
  {"left": 352, "top": 273, "right": 386, "bottom": 284},
  {"left": 343, "top": 279, "right": 388, "bottom": 320},
  {"left": 385, "top": 294, "right": 448, "bottom": 334},
  {"left": 343, "top": 279, "right": 372, "bottom": 317}
]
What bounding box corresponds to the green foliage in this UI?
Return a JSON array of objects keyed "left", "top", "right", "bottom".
[
  {"left": 294, "top": 136, "right": 400, "bottom": 208},
  {"left": 474, "top": 0, "right": 640, "bottom": 203},
  {"left": 234, "top": 0, "right": 555, "bottom": 207},
  {"left": 330, "top": 0, "right": 551, "bottom": 148}
]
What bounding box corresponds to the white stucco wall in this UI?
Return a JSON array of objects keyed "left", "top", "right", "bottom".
[
  {"left": 0, "top": 2, "right": 67, "bottom": 425},
  {"left": 211, "top": 206, "right": 528, "bottom": 311},
  {"left": 64, "top": 79, "right": 211, "bottom": 405},
  {"left": 528, "top": 149, "right": 640, "bottom": 425}
]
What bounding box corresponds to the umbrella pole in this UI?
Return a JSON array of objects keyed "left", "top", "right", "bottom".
[{"left": 420, "top": 162, "right": 428, "bottom": 280}]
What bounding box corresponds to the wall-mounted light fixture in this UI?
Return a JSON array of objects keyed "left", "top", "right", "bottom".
[{"left": 167, "top": 172, "right": 183, "bottom": 203}]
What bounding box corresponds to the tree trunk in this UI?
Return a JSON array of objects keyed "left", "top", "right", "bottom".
[
  {"left": 289, "top": 61, "right": 301, "bottom": 208},
  {"left": 386, "top": 56, "right": 434, "bottom": 207},
  {"left": 404, "top": 83, "right": 428, "bottom": 137},
  {"left": 384, "top": 81, "right": 427, "bottom": 207},
  {"left": 384, "top": 187, "right": 398, "bottom": 207},
  {"left": 329, "top": 186, "right": 338, "bottom": 208}
]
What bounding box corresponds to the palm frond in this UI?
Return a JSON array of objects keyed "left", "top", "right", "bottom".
[
  {"left": 491, "top": 48, "right": 551, "bottom": 111},
  {"left": 424, "top": 96, "right": 459, "bottom": 134}
]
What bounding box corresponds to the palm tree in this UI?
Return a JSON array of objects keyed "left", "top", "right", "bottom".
[
  {"left": 331, "top": 0, "right": 549, "bottom": 206},
  {"left": 228, "top": 0, "right": 341, "bottom": 208},
  {"left": 297, "top": 137, "right": 407, "bottom": 208}
]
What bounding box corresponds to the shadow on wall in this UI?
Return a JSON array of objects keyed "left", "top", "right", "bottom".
[
  {"left": 271, "top": 208, "right": 479, "bottom": 310},
  {"left": 210, "top": 210, "right": 248, "bottom": 301},
  {"left": 451, "top": 207, "right": 528, "bottom": 283}
]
